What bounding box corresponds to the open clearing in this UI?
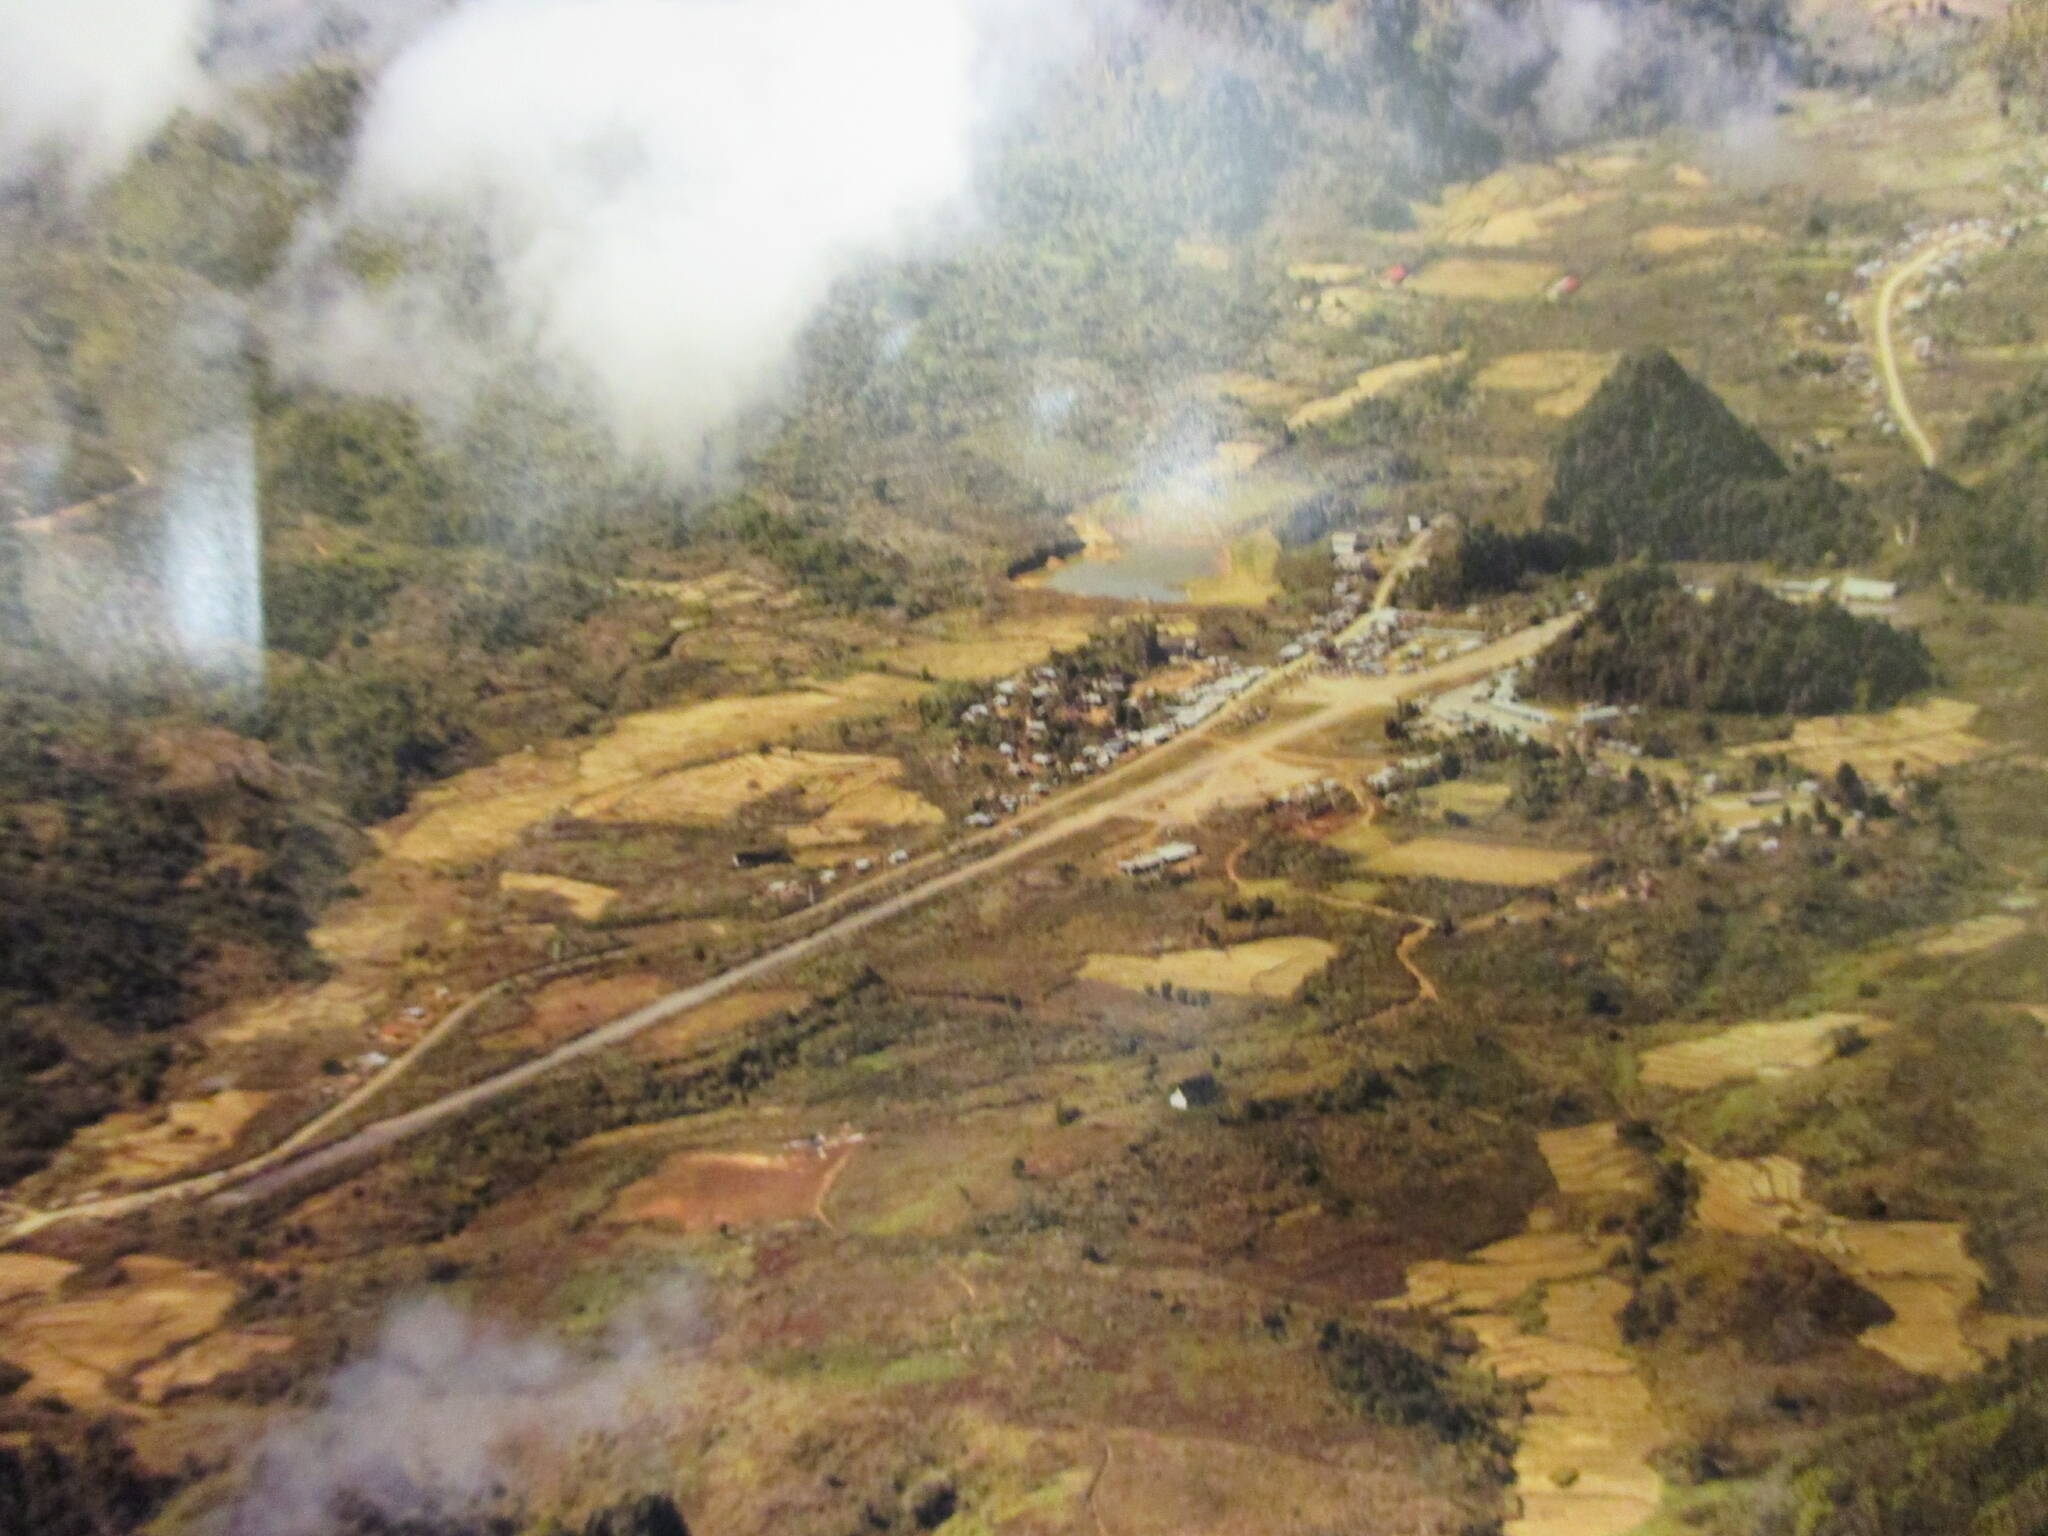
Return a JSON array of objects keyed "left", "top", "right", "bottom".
[
  {"left": 1416, "top": 163, "right": 1608, "bottom": 248},
  {"left": 628, "top": 989, "right": 810, "bottom": 1061},
  {"left": 1078, "top": 937, "right": 1338, "bottom": 999},
  {"left": 577, "top": 749, "right": 936, "bottom": 831},
  {"left": 0, "top": 1255, "right": 239, "bottom": 1407},
  {"left": 881, "top": 615, "right": 1099, "bottom": 682},
  {"left": 1778, "top": 696, "right": 1990, "bottom": 779},
  {"left": 605, "top": 1143, "right": 855, "bottom": 1233},
  {"left": 1414, "top": 779, "right": 1514, "bottom": 818},
  {"left": 497, "top": 872, "right": 619, "bottom": 921},
  {"left": 1638, "top": 1013, "right": 1889, "bottom": 1091},
  {"left": 1287, "top": 351, "right": 1466, "bottom": 434},
  {"left": 66, "top": 1090, "right": 273, "bottom": 1187},
  {"left": 1918, "top": 912, "right": 2030, "bottom": 957},
  {"left": 1632, "top": 223, "right": 1777, "bottom": 256},
  {"left": 490, "top": 971, "right": 677, "bottom": 1054},
  {"left": 1406, "top": 259, "right": 1562, "bottom": 300},
  {"left": 1365, "top": 837, "right": 1594, "bottom": 887},
  {"left": 575, "top": 676, "right": 925, "bottom": 785},
  {"left": 388, "top": 677, "right": 929, "bottom": 866},
  {"left": 1475, "top": 351, "right": 1618, "bottom": 417}
]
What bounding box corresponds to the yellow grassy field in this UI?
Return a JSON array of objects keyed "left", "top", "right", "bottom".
[
  {"left": 498, "top": 871, "right": 619, "bottom": 922},
  {"left": 1919, "top": 912, "right": 2030, "bottom": 957},
  {"left": 1638, "top": 1013, "right": 1888, "bottom": 1091},
  {"left": 390, "top": 677, "right": 929, "bottom": 866},
  {"left": 1632, "top": 223, "right": 1778, "bottom": 256},
  {"left": 576, "top": 676, "right": 925, "bottom": 785},
  {"left": 1687, "top": 1149, "right": 2005, "bottom": 1379},
  {"left": 1407, "top": 259, "right": 1563, "bottom": 300},
  {"left": 1079, "top": 937, "right": 1338, "bottom": 1000},
  {"left": 1366, "top": 837, "right": 1594, "bottom": 887},
  {"left": 0, "top": 1255, "right": 238, "bottom": 1407},
  {"left": 1392, "top": 1121, "right": 1667, "bottom": 1536},
  {"left": 1475, "top": 351, "right": 1617, "bottom": 416},
  {"left": 1415, "top": 780, "right": 1513, "bottom": 818},
  {"left": 1779, "top": 697, "right": 1990, "bottom": 779},
  {"left": 69, "top": 1090, "right": 273, "bottom": 1187},
  {"left": 577, "top": 749, "right": 905, "bottom": 824},
  {"left": 1287, "top": 352, "right": 1465, "bottom": 434},
  {"left": 883, "top": 615, "right": 1098, "bottom": 682}
]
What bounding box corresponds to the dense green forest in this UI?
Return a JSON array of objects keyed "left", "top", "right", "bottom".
[
  {"left": 1543, "top": 350, "right": 1876, "bottom": 566},
  {"left": 1399, "top": 523, "right": 1590, "bottom": 607},
  {"left": 1530, "top": 566, "right": 1932, "bottom": 714}
]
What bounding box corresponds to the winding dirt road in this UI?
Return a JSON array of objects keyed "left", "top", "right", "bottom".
[{"left": 1870, "top": 233, "right": 1986, "bottom": 468}]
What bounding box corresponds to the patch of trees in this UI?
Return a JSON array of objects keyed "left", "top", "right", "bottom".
[
  {"left": 1530, "top": 566, "right": 1932, "bottom": 715},
  {"left": 726, "top": 500, "right": 908, "bottom": 612},
  {"left": 259, "top": 393, "right": 478, "bottom": 546},
  {"left": 1543, "top": 349, "right": 1874, "bottom": 566},
  {"left": 0, "top": 1421, "right": 176, "bottom": 1536},
  {"left": 1315, "top": 1319, "right": 1519, "bottom": 1470},
  {"left": 265, "top": 555, "right": 403, "bottom": 658},
  {"left": 1620, "top": 1233, "right": 1894, "bottom": 1363},
  {"left": 1400, "top": 523, "right": 1590, "bottom": 607},
  {"left": 260, "top": 664, "right": 473, "bottom": 822},
  {"left": 318, "top": 1493, "right": 691, "bottom": 1536}
]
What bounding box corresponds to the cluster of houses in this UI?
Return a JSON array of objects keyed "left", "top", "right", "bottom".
[
  {"left": 1829, "top": 212, "right": 2041, "bottom": 436},
  {"left": 1680, "top": 575, "right": 1901, "bottom": 610}
]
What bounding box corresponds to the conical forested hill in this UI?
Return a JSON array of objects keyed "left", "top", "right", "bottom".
[{"left": 1543, "top": 348, "right": 1873, "bottom": 565}]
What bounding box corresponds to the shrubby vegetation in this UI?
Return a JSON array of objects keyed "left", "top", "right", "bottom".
[
  {"left": 1752, "top": 1337, "right": 2048, "bottom": 1535},
  {"left": 1894, "top": 369, "right": 2048, "bottom": 599},
  {"left": 1544, "top": 350, "right": 1874, "bottom": 566},
  {"left": 1531, "top": 566, "right": 1932, "bottom": 714}
]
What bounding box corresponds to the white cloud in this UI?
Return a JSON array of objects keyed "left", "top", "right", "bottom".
[
  {"left": 0, "top": 0, "right": 212, "bottom": 188},
  {"left": 277, "top": 0, "right": 1049, "bottom": 469}
]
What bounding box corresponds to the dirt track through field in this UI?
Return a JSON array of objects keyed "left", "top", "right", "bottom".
[{"left": 1869, "top": 233, "right": 1989, "bottom": 467}]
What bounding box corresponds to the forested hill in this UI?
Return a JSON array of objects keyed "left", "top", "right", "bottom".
[
  {"left": 1531, "top": 566, "right": 1933, "bottom": 715},
  {"left": 1542, "top": 349, "right": 1875, "bottom": 566},
  {"left": 1899, "top": 368, "right": 2048, "bottom": 599}
]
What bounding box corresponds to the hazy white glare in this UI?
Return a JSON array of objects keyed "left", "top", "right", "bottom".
[
  {"left": 159, "top": 421, "right": 264, "bottom": 690},
  {"left": 0, "top": 0, "right": 212, "bottom": 187},
  {"left": 280, "top": 0, "right": 1026, "bottom": 469}
]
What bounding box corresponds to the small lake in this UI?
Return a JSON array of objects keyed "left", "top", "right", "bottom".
[{"left": 1038, "top": 543, "right": 1224, "bottom": 603}]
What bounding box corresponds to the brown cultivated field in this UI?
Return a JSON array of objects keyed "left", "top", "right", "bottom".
[
  {"left": 486, "top": 971, "right": 677, "bottom": 1054},
  {"left": 1079, "top": 938, "right": 1339, "bottom": 999},
  {"left": 68, "top": 1090, "right": 274, "bottom": 1187},
  {"left": 1406, "top": 259, "right": 1562, "bottom": 300},
  {"left": 498, "top": 872, "right": 620, "bottom": 921},
  {"left": 1365, "top": 837, "right": 1594, "bottom": 887},
  {"left": 1475, "top": 351, "right": 1618, "bottom": 417},
  {"left": 1638, "top": 1013, "right": 1889, "bottom": 1091},
  {"left": 0, "top": 1256, "right": 239, "bottom": 1407},
  {"left": 605, "top": 1142, "right": 857, "bottom": 1233},
  {"left": 1777, "top": 697, "right": 1990, "bottom": 779},
  {"left": 628, "top": 989, "right": 811, "bottom": 1062},
  {"left": 1632, "top": 223, "right": 1777, "bottom": 256}
]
